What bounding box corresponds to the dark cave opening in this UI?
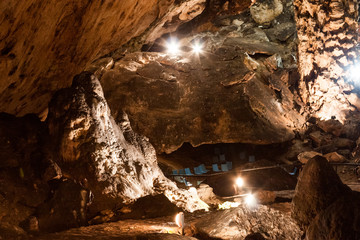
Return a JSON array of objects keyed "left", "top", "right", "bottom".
[{"left": 158, "top": 142, "right": 298, "bottom": 197}]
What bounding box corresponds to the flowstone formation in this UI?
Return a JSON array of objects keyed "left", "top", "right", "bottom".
[{"left": 46, "top": 72, "right": 208, "bottom": 215}]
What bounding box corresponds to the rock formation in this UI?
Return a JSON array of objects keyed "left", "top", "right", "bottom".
[
  {"left": 293, "top": 0, "right": 359, "bottom": 121},
  {"left": 0, "top": 0, "right": 205, "bottom": 117},
  {"left": 292, "top": 156, "right": 360, "bottom": 239},
  {"left": 100, "top": 37, "right": 305, "bottom": 153},
  {"left": 195, "top": 204, "right": 303, "bottom": 240},
  {"left": 46, "top": 71, "right": 208, "bottom": 215},
  {"left": 292, "top": 156, "right": 351, "bottom": 229}
]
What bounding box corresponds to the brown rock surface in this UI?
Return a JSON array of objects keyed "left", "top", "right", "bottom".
[
  {"left": 297, "top": 151, "right": 322, "bottom": 164},
  {"left": 324, "top": 152, "right": 347, "bottom": 163},
  {"left": 101, "top": 38, "right": 305, "bottom": 153},
  {"left": 0, "top": 0, "right": 205, "bottom": 117},
  {"left": 46, "top": 72, "right": 208, "bottom": 215},
  {"left": 195, "top": 205, "right": 302, "bottom": 240},
  {"left": 291, "top": 156, "right": 351, "bottom": 229},
  {"left": 306, "top": 192, "right": 360, "bottom": 240}
]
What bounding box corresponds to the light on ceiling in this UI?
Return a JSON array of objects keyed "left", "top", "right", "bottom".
[{"left": 166, "top": 38, "right": 180, "bottom": 55}]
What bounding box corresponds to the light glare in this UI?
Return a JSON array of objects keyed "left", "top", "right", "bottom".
[
  {"left": 166, "top": 38, "right": 180, "bottom": 55},
  {"left": 192, "top": 42, "right": 203, "bottom": 54},
  {"left": 236, "top": 177, "right": 244, "bottom": 188},
  {"left": 245, "top": 193, "right": 257, "bottom": 208}
]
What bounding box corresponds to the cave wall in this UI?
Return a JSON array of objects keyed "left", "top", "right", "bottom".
[{"left": 0, "top": 0, "right": 205, "bottom": 117}]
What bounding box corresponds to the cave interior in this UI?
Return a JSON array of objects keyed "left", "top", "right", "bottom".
[{"left": 1, "top": 0, "right": 360, "bottom": 239}]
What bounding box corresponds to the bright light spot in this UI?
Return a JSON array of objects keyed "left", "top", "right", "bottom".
[
  {"left": 166, "top": 38, "right": 180, "bottom": 55},
  {"left": 218, "top": 201, "right": 240, "bottom": 210},
  {"left": 175, "top": 212, "right": 184, "bottom": 228},
  {"left": 191, "top": 42, "right": 203, "bottom": 54},
  {"left": 236, "top": 177, "right": 244, "bottom": 188},
  {"left": 244, "top": 193, "right": 257, "bottom": 208}
]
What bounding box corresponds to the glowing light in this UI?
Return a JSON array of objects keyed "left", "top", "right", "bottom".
[
  {"left": 175, "top": 212, "right": 184, "bottom": 228},
  {"left": 218, "top": 201, "right": 240, "bottom": 210},
  {"left": 236, "top": 177, "right": 244, "bottom": 188},
  {"left": 175, "top": 212, "right": 185, "bottom": 235},
  {"left": 166, "top": 38, "right": 180, "bottom": 55},
  {"left": 191, "top": 42, "right": 203, "bottom": 54},
  {"left": 346, "top": 62, "right": 360, "bottom": 87},
  {"left": 244, "top": 193, "right": 257, "bottom": 208}
]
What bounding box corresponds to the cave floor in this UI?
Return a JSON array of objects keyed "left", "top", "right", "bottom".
[{"left": 32, "top": 203, "right": 292, "bottom": 240}]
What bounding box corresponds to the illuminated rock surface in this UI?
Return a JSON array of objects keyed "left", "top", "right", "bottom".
[
  {"left": 46, "top": 72, "right": 208, "bottom": 215},
  {"left": 195, "top": 205, "right": 302, "bottom": 240},
  {"left": 0, "top": 0, "right": 205, "bottom": 117},
  {"left": 100, "top": 38, "right": 305, "bottom": 153},
  {"left": 292, "top": 156, "right": 351, "bottom": 229}
]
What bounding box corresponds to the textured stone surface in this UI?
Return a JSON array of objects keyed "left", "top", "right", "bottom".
[
  {"left": 0, "top": 0, "right": 205, "bottom": 117},
  {"left": 195, "top": 205, "right": 302, "bottom": 240},
  {"left": 306, "top": 192, "right": 360, "bottom": 240},
  {"left": 250, "top": 0, "right": 283, "bottom": 25},
  {"left": 291, "top": 156, "right": 351, "bottom": 229},
  {"left": 36, "top": 179, "right": 90, "bottom": 232},
  {"left": 101, "top": 38, "right": 305, "bottom": 153},
  {"left": 293, "top": 0, "right": 359, "bottom": 121},
  {"left": 46, "top": 72, "right": 208, "bottom": 215}
]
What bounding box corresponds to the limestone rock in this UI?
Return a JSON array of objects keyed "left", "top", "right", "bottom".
[
  {"left": 264, "top": 22, "right": 296, "bottom": 42},
  {"left": 306, "top": 192, "right": 360, "bottom": 240},
  {"left": 283, "top": 139, "right": 312, "bottom": 161},
  {"left": 317, "top": 119, "right": 344, "bottom": 137},
  {"left": 101, "top": 39, "right": 305, "bottom": 153},
  {"left": 297, "top": 151, "right": 322, "bottom": 164},
  {"left": 0, "top": 0, "right": 205, "bottom": 116},
  {"left": 255, "top": 190, "right": 276, "bottom": 204},
  {"left": 309, "top": 131, "right": 332, "bottom": 147},
  {"left": 196, "top": 184, "right": 222, "bottom": 206},
  {"left": 291, "top": 156, "right": 351, "bottom": 229},
  {"left": 333, "top": 137, "right": 355, "bottom": 149},
  {"left": 324, "top": 152, "right": 347, "bottom": 163},
  {"left": 46, "top": 72, "right": 208, "bottom": 214},
  {"left": 195, "top": 205, "right": 302, "bottom": 240},
  {"left": 250, "top": 0, "right": 283, "bottom": 25},
  {"left": 120, "top": 194, "right": 181, "bottom": 220},
  {"left": 35, "top": 179, "right": 89, "bottom": 232}
]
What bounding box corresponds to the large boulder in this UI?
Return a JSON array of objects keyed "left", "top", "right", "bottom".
[
  {"left": 101, "top": 38, "right": 305, "bottom": 153},
  {"left": 46, "top": 72, "right": 208, "bottom": 215},
  {"left": 306, "top": 192, "right": 360, "bottom": 240},
  {"left": 195, "top": 205, "right": 302, "bottom": 240},
  {"left": 291, "top": 156, "right": 351, "bottom": 229}
]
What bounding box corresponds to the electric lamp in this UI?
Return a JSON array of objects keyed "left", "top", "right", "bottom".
[
  {"left": 244, "top": 193, "right": 257, "bottom": 208},
  {"left": 175, "top": 212, "right": 185, "bottom": 235},
  {"left": 236, "top": 177, "right": 244, "bottom": 188},
  {"left": 191, "top": 41, "right": 203, "bottom": 54},
  {"left": 166, "top": 38, "right": 180, "bottom": 55}
]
